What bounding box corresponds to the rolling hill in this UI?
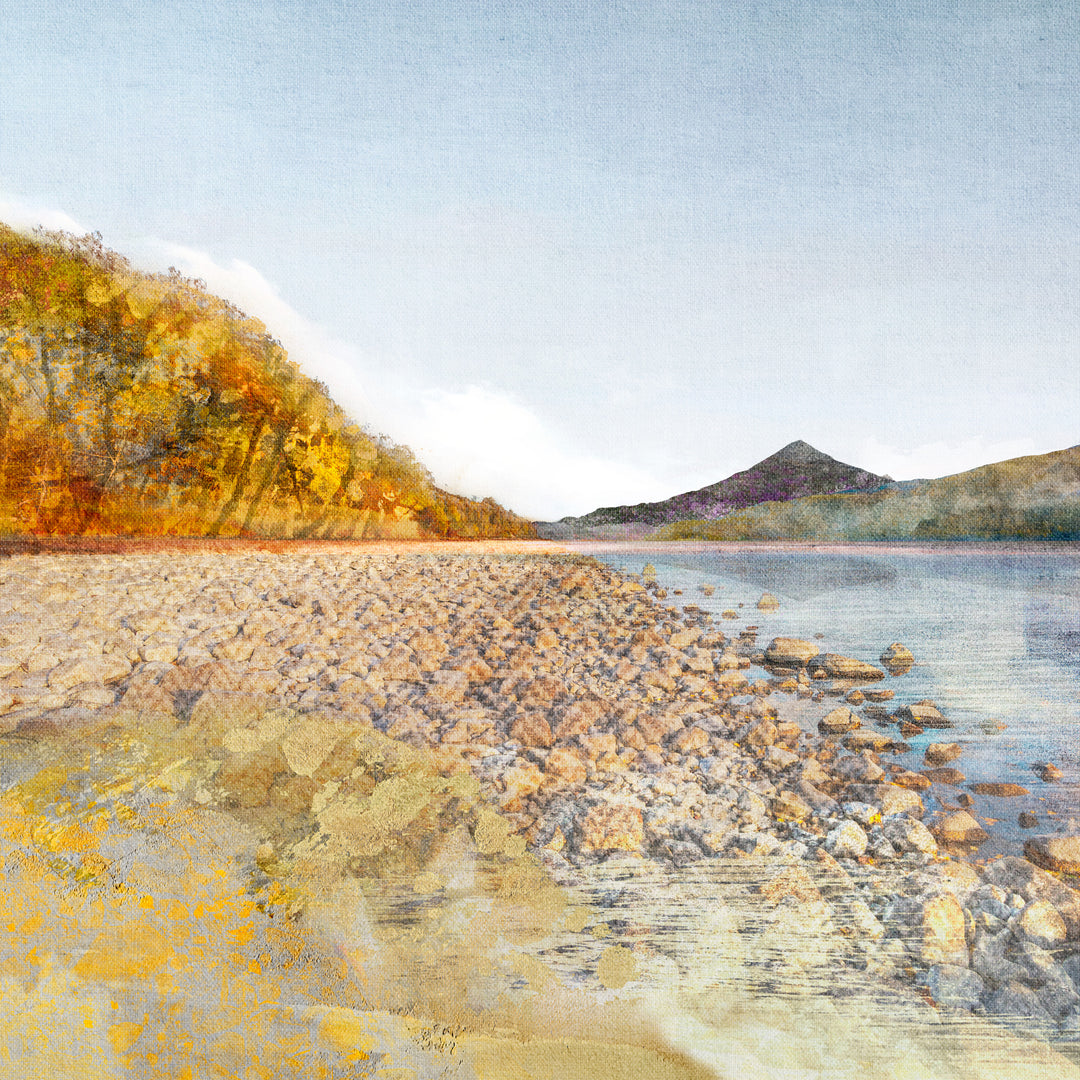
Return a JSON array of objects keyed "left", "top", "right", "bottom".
[{"left": 0, "top": 224, "right": 534, "bottom": 539}]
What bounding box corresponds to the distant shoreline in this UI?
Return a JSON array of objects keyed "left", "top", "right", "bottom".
[
  {"left": 568, "top": 538, "right": 1080, "bottom": 556},
  {"left": 4, "top": 535, "right": 1080, "bottom": 559},
  {"left": 0, "top": 536, "right": 571, "bottom": 557}
]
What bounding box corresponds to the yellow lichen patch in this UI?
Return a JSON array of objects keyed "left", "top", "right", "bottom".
[
  {"left": 74, "top": 921, "right": 172, "bottom": 981},
  {"left": 107, "top": 1020, "right": 144, "bottom": 1054},
  {"left": 463, "top": 1031, "right": 715, "bottom": 1080},
  {"left": 315, "top": 1006, "right": 374, "bottom": 1062},
  {"left": 597, "top": 945, "right": 637, "bottom": 989}
]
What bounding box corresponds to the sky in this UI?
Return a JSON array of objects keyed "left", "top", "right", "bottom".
[{"left": 1, "top": 0, "right": 1078, "bottom": 519}]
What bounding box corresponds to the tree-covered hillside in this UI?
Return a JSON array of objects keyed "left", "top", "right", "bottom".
[{"left": 0, "top": 225, "right": 533, "bottom": 539}]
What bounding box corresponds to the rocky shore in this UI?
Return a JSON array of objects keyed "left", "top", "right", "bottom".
[{"left": 2, "top": 546, "right": 1080, "bottom": 1065}]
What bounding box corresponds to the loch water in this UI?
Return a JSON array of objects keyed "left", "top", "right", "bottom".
[{"left": 586, "top": 543, "right": 1080, "bottom": 854}]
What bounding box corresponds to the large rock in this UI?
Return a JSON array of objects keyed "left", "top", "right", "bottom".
[
  {"left": 831, "top": 751, "right": 885, "bottom": 784},
  {"left": 825, "top": 820, "right": 868, "bottom": 859},
  {"left": 924, "top": 742, "right": 962, "bottom": 765},
  {"left": 970, "top": 782, "right": 1029, "bottom": 797},
  {"left": 1023, "top": 835, "right": 1080, "bottom": 875},
  {"left": 879, "top": 785, "right": 925, "bottom": 819},
  {"left": 883, "top": 816, "right": 938, "bottom": 855},
  {"left": 924, "top": 964, "right": 985, "bottom": 1010},
  {"left": 47, "top": 653, "right": 131, "bottom": 692},
  {"left": 544, "top": 747, "right": 587, "bottom": 785},
  {"left": 818, "top": 707, "right": 860, "bottom": 735},
  {"left": 897, "top": 892, "right": 968, "bottom": 966},
  {"left": 880, "top": 642, "right": 914, "bottom": 675},
  {"left": 510, "top": 713, "right": 554, "bottom": 748},
  {"left": 897, "top": 701, "right": 952, "bottom": 729},
  {"left": 807, "top": 653, "right": 886, "bottom": 681},
  {"left": 1017, "top": 900, "right": 1068, "bottom": 950},
  {"left": 933, "top": 810, "right": 989, "bottom": 845},
  {"left": 763, "top": 638, "right": 819, "bottom": 668}
]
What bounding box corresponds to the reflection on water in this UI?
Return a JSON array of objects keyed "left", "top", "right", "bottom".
[{"left": 653, "top": 551, "right": 901, "bottom": 600}]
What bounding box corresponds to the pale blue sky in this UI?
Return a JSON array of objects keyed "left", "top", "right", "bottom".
[{"left": 1, "top": 0, "right": 1078, "bottom": 517}]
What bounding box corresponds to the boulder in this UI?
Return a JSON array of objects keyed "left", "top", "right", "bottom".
[
  {"left": 891, "top": 768, "right": 931, "bottom": 791},
  {"left": 831, "top": 751, "right": 885, "bottom": 785},
  {"left": 763, "top": 637, "right": 819, "bottom": 668},
  {"left": 899, "top": 892, "right": 968, "bottom": 966},
  {"left": 510, "top": 713, "right": 554, "bottom": 748},
  {"left": 981, "top": 856, "right": 1080, "bottom": 939},
  {"left": 818, "top": 707, "right": 860, "bottom": 735},
  {"left": 933, "top": 810, "right": 989, "bottom": 845},
  {"left": 755, "top": 593, "right": 780, "bottom": 611},
  {"left": 924, "top": 964, "right": 985, "bottom": 1010},
  {"left": 1024, "top": 835, "right": 1080, "bottom": 875},
  {"left": 924, "top": 742, "right": 962, "bottom": 765},
  {"left": 825, "top": 820, "right": 868, "bottom": 859},
  {"left": 880, "top": 642, "right": 914, "bottom": 675},
  {"left": 883, "top": 816, "right": 938, "bottom": 856},
  {"left": 1033, "top": 762, "right": 1064, "bottom": 783},
  {"left": 770, "top": 790, "right": 813, "bottom": 822},
  {"left": 863, "top": 687, "right": 896, "bottom": 703},
  {"left": 1017, "top": 900, "right": 1068, "bottom": 950},
  {"left": 879, "top": 785, "right": 925, "bottom": 819},
  {"left": 544, "top": 747, "right": 587, "bottom": 785},
  {"left": 807, "top": 653, "right": 885, "bottom": 681},
  {"left": 897, "top": 701, "right": 951, "bottom": 729},
  {"left": 922, "top": 767, "right": 966, "bottom": 785}
]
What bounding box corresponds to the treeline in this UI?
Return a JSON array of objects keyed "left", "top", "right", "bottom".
[
  {"left": 0, "top": 225, "right": 534, "bottom": 539},
  {"left": 655, "top": 446, "right": 1080, "bottom": 542}
]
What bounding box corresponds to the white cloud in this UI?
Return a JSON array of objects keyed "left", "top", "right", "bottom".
[
  {"left": 389, "top": 384, "right": 667, "bottom": 520},
  {"left": 0, "top": 195, "right": 86, "bottom": 235},
  {"left": 858, "top": 435, "right": 1039, "bottom": 482},
  {"left": 138, "top": 241, "right": 662, "bottom": 520}
]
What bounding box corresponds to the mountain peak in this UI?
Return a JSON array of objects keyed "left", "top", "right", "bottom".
[
  {"left": 542, "top": 440, "right": 890, "bottom": 534},
  {"left": 773, "top": 440, "right": 829, "bottom": 463}
]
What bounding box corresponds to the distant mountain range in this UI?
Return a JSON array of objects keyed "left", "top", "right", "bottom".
[
  {"left": 539, "top": 441, "right": 1080, "bottom": 543},
  {"left": 654, "top": 443, "right": 1080, "bottom": 542},
  {"left": 538, "top": 441, "right": 891, "bottom": 539}
]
